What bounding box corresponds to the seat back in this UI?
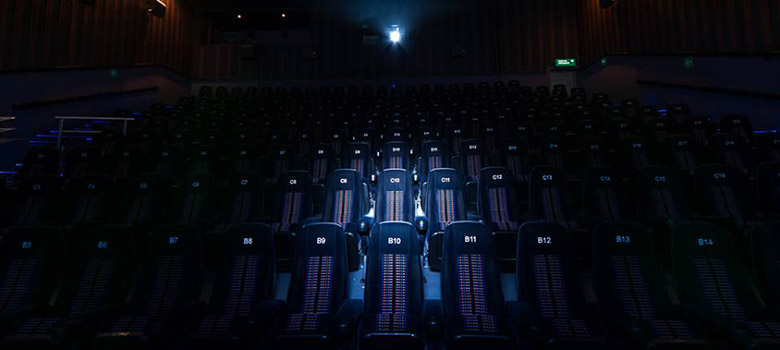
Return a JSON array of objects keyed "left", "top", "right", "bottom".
[
  {"left": 418, "top": 140, "right": 448, "bottom": 181},
  {"left": 539, "top": 137, "right": 568, "bottom": 169},
  {"left": 382, "top": 141, "right": 411, "bottom": 171},
  {"left": 376, "top": 169, "right": 415, "bottom": 224},
  {"left": 528, "top": 166, "right": 577, "bottom": 227},
  {"left": 344, "top": 142, "right": 374, "bottom": 180},
  {"left": 694, "top": 164, "right": 754, "bottom": 221},
  {"left": 458, "top": 139, "right": 485, "bottom": 183},
  {"left": 323, "top": 169, "right": 365, "bottom": 231},
  {"left": 172, "top": 174, "right": 217, "bottom": 223},
  {"left": 582, "top": 167, "right": 626, "bottom": 221},
  {"left": 66, "top": 146, "right": 103, "bottom": 178},
  {"left": 425, "top": 169, "right": 468, "bottom": 234},
  {"left": 0, "top": 227, "right": 61, "bottom": 314},
  {"left": 622, "top": 137, "right": 656, "bottom": 171},
  {"left": 517, "top": 222, "right": 593, "bottom": 335},
  {"left": 309, "top": 144, "right": 338, "bottom": 184},
  {"left": 208, "top": 224, "right": 275, "bottom": 315},
  {"left": 672, "top": 222, "right": 765, "bottom": 323},
  {"left": 124, "top": 224, "right": 202, "bottom": 318},
  {"left": 54, "top": 226, "right": 134, "bottom": 317},
  {"left": 270, "top": 171, "right": 314, "bottom": 233},
  {"left": 152, "top": 146, "right": 184, "bottom": 178},
  {"left": 664, "top": 134, "right": 703, "bottom": 175},
  {"left": 477, "top": 167, "right": 520, "bottom": 231},
  {"left": 62, "top": 175, "right": 115, "bottom": 224},
  {"left": 363, "top": 222, "right": 423, "bottom": 334},
  {"left": 19, "top": 147, "right": 59, "bottom": 178},
  {"left": 441, "top": 222, "right": 505, "bottom": 335},
  {"left": 635, "top": 167, "right": 691, "bottom": 220},
  {"left": 14, "top": 176, "right": 62, "bottom": 225},
  {"left": 119, "top": 175, "right": 170, "bottom": 226},
  {"left": 267, "top": 144, "right": 297, "bottom": 181},
  {"left": 709, "top": 134, "right": 754, "bottom": 173},
  {"left": 592, "top": 223, "right": 684, "bottom": 329},
  {"left": 222, "top": 172, "right": 264, "bottom": 226},
  {"left": 284, "top": 223, "right": 348, "bottom": 333},
  {"left": 500, "top": 139, "right": 530, "bottom": 182},
  {"left": 720, "top": 114, "right": 754, "bottom": 145},
  {"left": 578, "top": 138, "right": 609, "bottom": 169}
]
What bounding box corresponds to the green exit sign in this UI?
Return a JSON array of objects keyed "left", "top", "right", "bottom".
[
  {"left": 109, "top": 68, "right": 119, "bottom": 79},
  {"left": 683, "top": 56, "right": 695, "bottom": 70},
  {"left": 555, "top": 58, "right": 577, "bottom": 67}
]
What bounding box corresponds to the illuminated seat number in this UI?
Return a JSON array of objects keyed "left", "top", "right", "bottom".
[
  {"left": 388, "top": 237, "right": 402, "bottom": 245},
  {"left": 316, "top": 237, "right": 327, "bottom": 245},
  {"left": 537, "top": 236, "right": 552, "bottom": 244},
  {"left": 464, "top": 236, "right": 477, "bottom": 243}
]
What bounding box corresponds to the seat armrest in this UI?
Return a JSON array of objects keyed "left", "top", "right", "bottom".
[
  {"left": 414, "top": 215, "right": 429, "bottom": 234},
  {"left": 505, "top": 301, "right": 543, "bottom": 336},
  {"left": 253, "top": 299, "right": 285, "bottom": 329},
  {"left": 423, "top": 300, "right": 444, "bottom": 341},
  {"left": 358, "top": 215, "right": 372, "bottom": 234},
  {"left": 333, "top": 299, "right": 362, "bottom": 340}
]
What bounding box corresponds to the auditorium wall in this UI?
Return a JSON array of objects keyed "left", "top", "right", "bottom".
[{"left": 0, "top": 0, "right": 198, "bottom": 75}]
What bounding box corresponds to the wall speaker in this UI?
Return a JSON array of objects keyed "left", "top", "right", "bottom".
[
  {"left": 79, "top": 0, "right": 96, "bottom": 5},
  {"left": 600, "top": 0, "right": 616, "bottom": 8},
  {"left": 144, "top": 0, "right": 166, "bottom": 18}
]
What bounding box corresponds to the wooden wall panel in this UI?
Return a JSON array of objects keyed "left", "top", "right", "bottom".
[
  {"left": 577, "top": 0, "right": 780, "bottom": 68},
  {"left": 196, "top": 0, "right": 579, "bottom": 80},
  {"left": 0, "top": 0, "right": 196, "bottom": 75}
]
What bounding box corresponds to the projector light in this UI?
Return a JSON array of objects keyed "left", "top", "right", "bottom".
[{"left": 389, "top": 28, "right": 401, "bottom": 43}]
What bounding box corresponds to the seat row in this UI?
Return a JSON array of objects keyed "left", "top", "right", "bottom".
[{"left": 2, "top": 219, "right": 778, "bottom": 349}]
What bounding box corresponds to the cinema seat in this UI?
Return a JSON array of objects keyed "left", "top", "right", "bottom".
[
  {"left": 268, "top": 171, "right": 314, "bottom": 271},
  {"left": 11, "top": 176, "right": 63, "bottom": 226},
  {"left": 214, "top": 172, "right": 265, "bottom": 232},
  {"left": 272, "top": 223, "right": 358, "bottom": 350},
  {"left": 375, "top": 169, "right": 415, "bottom": 224},
  {"left": 322, "top": 169, "right": 369, "bottom": 270},
  {"left": 343, "top": 142, "right": 375, "bottom": 181},
  {"left": 92, "top": 224, "right": 203, "bottom": 349},
  {"left": 672, "top": 221, "right": 780, "bottom": 349},
  {"left": 186, "top": 224, "right": 275, "bottom": 349},
  {"left": 516, "top": 222, "right": 605, "bottom": 349},
  {"left": 528, "top": 166, "right": 582, "bottom": 229},
  {"left": 417, "top": 140, "right": 449, "bottom": 182},
  {"left": 424, "top": 169, "right": 468, "bottom": 271},
  {"left": 1, "top": 226, "right": 133, "bottom": 349},
  {"left": 582, "top": 167, "right": 628, "bottom": 222},
  {"left": 359, "top": 222, "right": 424, "bottom": 350},
  {"left": 441, "top": 221, "right": 516, "bottom": 350},
  {"left": 693, "top": 164, "right": 755, "bottom": 223},
  {"left": 477, "top": 167, "right": 522, "bottom": 271},
  {"left": 0, "top": 226, "right": 62, "bottom": 333},
  {"left": 60, "top": 175, "right": 116, "bottom": 225},
  {"left": 381, "top": 141, "right": 412, "bottom": 171},
  {"left": 592, "top": 222, "right": 708, "bottom": 349}
]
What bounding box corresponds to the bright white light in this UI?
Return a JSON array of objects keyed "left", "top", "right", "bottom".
[{"left": 389, "top": 28, "right": 401, "bottom": 43}]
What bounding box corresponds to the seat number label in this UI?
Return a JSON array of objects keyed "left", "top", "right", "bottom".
[{"left": 537, "top": 236, "right": 552, "bottom": 244}]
